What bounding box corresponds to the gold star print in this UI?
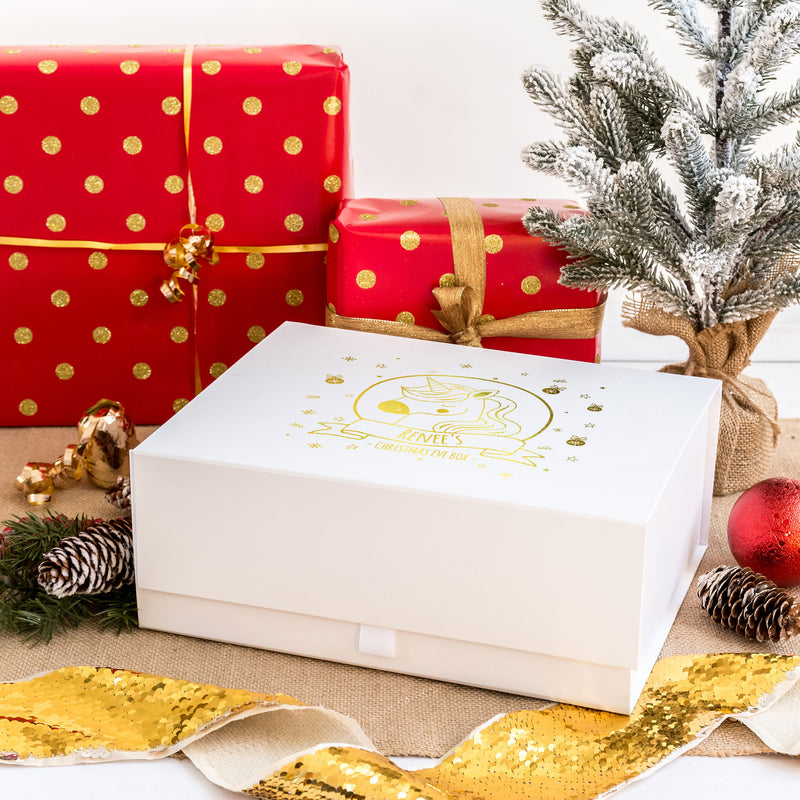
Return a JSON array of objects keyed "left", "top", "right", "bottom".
[
  {"left": 520, "top": 372, "right": 528, "bottom": 376},
  {"left": 346, "top": 444, "right": 358, "bottom": 450},
  {"left": 567, "top": 456, "right": 578, "bottom": 462},
  {"left": 301, "top": 409, "right": 316, "bottom": 415},
  {"left": 428, "top": 369, "right": 437, "bottom": 374},
  {"left": 345, "top": 393, "right": 354, "bottom": 397},
  {"left": 290, "top": 422, "right": 304, "bottom": 428},
  {"left": 308, "top": 442, "right": 322, "bottom": 449},
  {"left": 375, "top": 363, "right": 386, "bottom": 368},
  {"left": 553, "top": 427, "right": 562, "bottom": 432},
  {"left": 585, "top": 422, "right": 596, "bottom": 428},
  {"left": 342, "top": 355, "right": 357, "bottom": 361},
  {"left": 580, "top": 393, "right": 591, "bottom": 399},
  {"left": 543, "top": 468, "right": 550, "bottom": 472},
  {"left": 478, "top": 463, "right": 487, "bottom": 468},
  {"left": 460, "top": 363, "right": 473, "bottom": 369},
  {"left": 554, "top": 378, "right": 566, "bottom": 383},
  {"left": 333, "top": 416, "right": 345, "bottom": 422},
  {"left": 499, "top": 472, "right": 514, "bottom": 478}
]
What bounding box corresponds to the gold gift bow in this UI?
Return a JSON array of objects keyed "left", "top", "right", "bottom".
[
  {"left": 1, "top": 655, "right": 799, "bottom": 797},
  {"left": 327, "top": 197, "right": 606, "bottom": 345}
]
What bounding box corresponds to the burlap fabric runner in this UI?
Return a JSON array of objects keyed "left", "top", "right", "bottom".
[{"left": 1, "top": 423, "right": 798, "bottom": 758}]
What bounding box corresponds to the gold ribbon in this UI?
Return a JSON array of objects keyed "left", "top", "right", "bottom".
[{"left": 327, "top": 197, "right": 605, "bottom": 346}]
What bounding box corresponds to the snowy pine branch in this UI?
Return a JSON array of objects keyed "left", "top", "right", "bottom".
[
  {"left": 648, "top": 0, "right": 718, "bottom": 59},
  {"left": 718, "top": 270, "right": 800, "bottom": 322}
]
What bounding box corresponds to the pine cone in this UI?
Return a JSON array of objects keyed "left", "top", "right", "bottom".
[
  {"left": 105, "top": 476, "right": 131, "bottom": 509},
  {"left": 36, "top": 518, "right": 134, "bottom": 598},
  {"left": 697, "top": 565, "right": 800, "bottom": 643}
]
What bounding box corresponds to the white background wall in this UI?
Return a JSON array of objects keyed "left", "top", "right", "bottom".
[{"left": 5, "top": 0, "right": 799, "bottom": 412}]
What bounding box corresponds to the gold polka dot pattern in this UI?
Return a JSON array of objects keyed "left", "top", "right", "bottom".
[
  {"left": 55, "top": 363, "right": 74, "bottom": 380},
  {"left": 481, "top": 202, "right": 499, "bottom": 207},
  {"left": 209, "top": 362, "right": 227, "bottom": 378},
  {"left": 439, "top": 272, "right": 456, "bottom": 287},
  {"left": 356, "top": 270, "right": 376, "bottom": 289},
  {"left": 476, "top": 313, "right": 495, "bottom": 325},
  {"left": 323, "top": 47, "right": 338, "bottom": 54},
  {"left": 247, "top": 325, "right": 266, "bottom": 343},
  {"left": 522, "top": 275, "right": 542, "bottom": 295},
  {"left": 484, "top": 234, "right": 503, "bottom": 254},
  {"left": 323, "top": 96, "right": 342, "bottom": 115},
  {"left": 0, "top": 95, "right": 18, "bottom": 114},
  {"left": 285, "top": 289, "right": 304, "bottom": 306},
  {"left": 120, "top": 60, "right": 140, "bottom": 74},
  {"left": 126, "top": 213, "right": 146, "bottom": 232},
  {"left": 205, "top": 213, "right": 224, "bottom": 231},
  {"left": 244, "top": 175, "right": 263, "bottom": 194},
  {"left": 88, "top": 252, "right": 107, "bottom": 270},
  {"left": 46, "top": 214, "right": 66, "bottom": 232},
  {"left": 172, "top": 398, "right": 189, "bottom": 412},
  {"left": 38, "top": 60, "right": 58, "bottom": 74},
  {"left": 399, "top": 200, "right": 418, "bottom": 206},
  {"left": 84, "top": 175, "right": 103, "bottom": 194},
  {"left": 400, "top": 231, "right": 420, "bottom": 250},
  {"left": 129, "top": 289, "right": 148, "bottom": 306},
  {"left": 162, "top": 96, "right": 181, "bottom": 115},
  {"left": 14, "top": 327, "right": 33, "bottom": 344},
  {"left": 132, "top": 362, "right": 152, "bottom": 380},
  {"left": 19, "top": 399, "right": 38, "bottom": 416},
  {"left": 80, "top": 96, "right": 100, "bottom": 115},
  {"left": 282, "top": 60, "right": 302, "bottom": 75},
  {"left": 123, "top": 136, "right": 143, "bottom": 155},
  {"left": 283, "top": 136, "right": 302, "bottom": 155},
  {"left": 92, "top": 327, "right": 111, "bottom": 343},
  {"left": 208, "top": 289, "right": 226, "bottom": 306},
  {"left": 9, "top": 252, "right": 28, "bottom": 270},
  {"left": 51, "top": 289, "right": 70, "bottom": 307},
  {"left": 359, "top": 213, "right": 378, "bottom": 221},
  {"left": 244, "top": 47, "right": 262, "bottom": 54},
  {"left": 164, "top": 175, "right": 184, "bottom": 194},
  {"left": 204, "top": 136, "right": 223, "bottom": 155},
  {"left": 42, "top": 136, "right": 61, "bottom": 155},
  {"left": 324, "top": 175, "right": 341, "bottom": 193},
  {"left": 246, "top": 253, "right": 265, "bottom": 270},
  {"left": 243, "top": 96, "right": 262, "bottom": 115},
  {"left": 284, "top": 214, "right": 303, "bottom": 232},
  {"left": 4, "top": 175, "right": 22, "bottom": 194},
  {"left": 396, "top": 311, "right": 415, "bottom": 324},
  {"left": 202, "top": 60, "right": 221, "bottom": 75},
  {"left": 328, "top": 223, "right": 339, "bottom": 243},
  {"left": 170, "top": 326, "right": 189, "bottom": 343}
]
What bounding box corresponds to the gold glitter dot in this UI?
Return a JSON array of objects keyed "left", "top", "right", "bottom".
[
  {"left": 205, "top": 213, "right": 224, "bottom": 231},
  {"left": 162, "top": 96, "right": 181, "bottom": 115},
  {"left": 170, "top": 325, "right": 189, "bottom": 343},
  {"left": 327, "top": 302, "right": 336, "bottom": 313},
  {"left": 244, "top": 47, "right": 262, "bottom": 54},
  {"left": 356, "top": 270, "right": 376, "bottom": 289},
  {"left": 243, "top": 96, "right": 262, "bottom": 115},
  {"left": 400, "top": 200, "right": 418, "bottom": 206},
  {"left": 439, "top": 272, "right": 456, "bottom": 287},
  {"left": 202, "top": 60, "right": 221, "bottom": 75},
  {"left": 9, "top": 252, "right": 28, "bottom": 270},
  {"left": 324, "top": 175, "right": 341, "bottom": 193},
  {"left": 246, "top": 253, "right": 264, "bottom": 270},
  {"left": 130, "top": 289, "right": 148, "bottom": 306},
  {"left": 14, "top": 327, "right": 32, "bottom": 344},
  {"left": 323, "top": 47, "right": 338, "bottom": 54},
  {"left": 164, "top": 175, "right": 184, "bottom": 194},
  {"left": 208, "top": 289, "right": 226, "bottom": 306},
  {"left": 123, "top": 135, "right": 143, "bottom": 155},
  {"left": 476, "top": 313, "right": 495, "bottom": 325},
  {"left": 284, "top": 214, "right": 303, "bottom": 232},
  {"left": 164, "top": 48, "right": 182, "bottom": 53},
  {"left": 204, "top": 136, "right": 223, "bottom": 155},
  {"left": 84, "top": 175, "right": 103, "bottom": 193},
  {"left": 133, "top": 362, "right": 151, "bottom": 379},
  {"left": 126, "top": 213, "right": 146, "bottom": 232},
  {"left": 19, "top": 399, "right": 37, "bottom": 416},
  {"left": 283, "top": 136, "right": 302, "bottom": 155},
  {"left": 285, "top": 289, "right": 304, "bottom": 306},
  {"left": 38, "top": 59, "right": 57, "bottom": 74},
  {"left": 359, "top": 213, "right": 378, "bottom": 221},
  {"left": 247, "top": 325, "right": 266, "bottom": 342},
  {"left": 93, "top": 326, "right": 111, "bottom": 343},
  {"left": 521, "top": 275, "right": 542, "bottom": 295},
  {"left": 51, "top": 289, "right": 70, "bottom": 307},
  {"left": 329, "top": 223, "right": 339, "bottom": 243},
  {"left": 80, "top": 96, "right": 100, "bottom": 115},
  {"left": 42, "top": 136, "right": 61, "bottom": 155},
  {"left": 396, "top": 311, "right": 415, "bottom": 324},
  {"left": 282, "top": 60, "right": 302, "bottom": 75},
  {"left": 400, "top": 231, "right": 420, "bottom": 250},
  {"left": 88, "top": 251, "right": 107, "bottom": 270},
  {"left": 0, "top": 95, "right": 18, "bottom": 114},
  {"left": 46, "top": 214, "right": 66, "bottom": 232},
  {"left": 5, "top": 48, "right": 21, "bottom": 54},
  {"left": 482, "top": 202, "right": 499, "bottom": 207},
  {"left": 120, "top": 59, "right": 140, "bottom": 74},
  {"left": 485, "top": 234, "right": 503, "bottom": 254},
  {"left": 55, "top": 362, "right": 74, "bottom": 380},
  {"left": 173, "top": 397, "right": 189, "bottom": 412},
  {"left": 244, "top": 175, "right": 263, "bottom": 193},
  {"left": 323, "top": 96, "right": 342, "bottom": 115},
  {"left": 209, "top": 362, "right": 227, "bottom": 378},
  {"left": 4, "top": 175, "right": 22, "bottom": 194}
]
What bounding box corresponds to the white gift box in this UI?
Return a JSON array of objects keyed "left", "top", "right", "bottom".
[{"left": 132, "top": 322, "right": 721, "bottom": 713}]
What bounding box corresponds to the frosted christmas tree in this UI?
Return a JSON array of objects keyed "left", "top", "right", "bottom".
[{"left": 522, "top": 0, "right": 800, "bottom": 494}]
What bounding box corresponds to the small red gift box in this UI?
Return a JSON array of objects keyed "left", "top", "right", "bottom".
[
  {"left": 326, "top": 198, "right": 605, "bottom": 361},
  {"left": 1, "top": 44, "right": 350, "bottom": 424}
]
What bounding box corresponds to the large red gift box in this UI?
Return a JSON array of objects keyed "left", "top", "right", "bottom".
[
  {"left": 1, "top": 45, "right": 350, "bottom": 425},
  {"left": 326, "top": 198, "right": 605, "bottom": 360}
]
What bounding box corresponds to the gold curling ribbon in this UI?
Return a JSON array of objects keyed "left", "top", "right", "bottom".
[
  {"left": 160, "top": 224, "right": 219, "bottom": 303},
  {"left": 1, "top": 655, "right": 800, "bottom": 797},
  {"left": 327, "top": 197, "right": 605, "bottom": 346}
]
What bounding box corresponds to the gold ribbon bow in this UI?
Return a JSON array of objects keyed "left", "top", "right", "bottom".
[
  {"left": 160, "top": 224, "right": 219, "bottom": 303},
  {"left": 327, "top": 197, "right": 605, "bottom": 345}
]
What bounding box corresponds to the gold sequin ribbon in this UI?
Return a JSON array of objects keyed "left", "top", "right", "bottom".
[
  {"left": 327, "top": 197, "right": 606, "bottom": 346},
  {"left": 1, "top": 655, "right": 799, "bottom": 797}
]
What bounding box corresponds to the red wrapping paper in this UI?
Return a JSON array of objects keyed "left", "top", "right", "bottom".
[
  {"left": 326, "top": 198, "right": 604, "bottom": 361},
  {"left": 1, "top": 45, "right": 350, "bottom": 424}
]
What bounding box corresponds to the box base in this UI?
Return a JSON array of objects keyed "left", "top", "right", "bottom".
[{"left": 137, "top": 587, "right": 649, "bottom": 714}]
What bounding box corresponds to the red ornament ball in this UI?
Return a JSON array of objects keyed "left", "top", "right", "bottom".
[{"left": 727, "top": 477, "right": 800, "bottom": 587}]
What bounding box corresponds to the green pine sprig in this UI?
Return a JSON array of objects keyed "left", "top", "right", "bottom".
[{"left": 0, "top": 513, "right": 138, "bottom": 645}]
